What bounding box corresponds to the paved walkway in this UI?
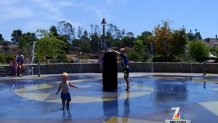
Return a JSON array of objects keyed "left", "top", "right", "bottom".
[{"left": 0, "top": 73, "right": 218, "bottom": 123}]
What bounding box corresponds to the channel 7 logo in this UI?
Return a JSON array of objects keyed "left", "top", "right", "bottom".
[{"left": 165, "top": 107, "right": 191, "bottom": 123}]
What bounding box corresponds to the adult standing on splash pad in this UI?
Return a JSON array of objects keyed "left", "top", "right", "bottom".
[{"left": 113, "top": 48, "right": 130, "bottom": 91}]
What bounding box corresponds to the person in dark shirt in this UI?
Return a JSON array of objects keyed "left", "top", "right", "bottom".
[
  {"left": 16, "top": 52, "right": 25, "bottom": 64},
  {"left": 114, "top": 48, "right": 130, "bottom": 91},
  {"left": 15, "top": 52, "right": 25, "bottom": 76}
]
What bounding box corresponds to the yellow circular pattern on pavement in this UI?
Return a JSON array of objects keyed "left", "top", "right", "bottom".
[{"left": 14, "top": 80, "right": 154, "bottom": 103}]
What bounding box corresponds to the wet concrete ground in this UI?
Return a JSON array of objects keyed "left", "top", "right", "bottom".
[{"left": 0, "top": 73, "right": 218, "bottom": 123}]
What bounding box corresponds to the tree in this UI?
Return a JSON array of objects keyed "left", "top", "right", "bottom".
[
  {"left": 91, "top": 25, "right": 100, "bottom": 36},
  {"left": 133, "top": 39, "right": 144, "bottom": 53},
  {"left": 80, "top": 30, "right": 89, "bottom": 42},
  {"left": 121, "top": 36, "right": 134, "bottom": 47},
  {"left": 194, "top": 32, "right": 202, "bottom": 40},
  {"left": 138, "top": 31, "right": 152, "bottom": 44},
  {"left": 152, "top": 21, "right": 188, "bottom": 61},
  {"left": 80, "top": 41, "right": 91, "bottom": 53},
  {"left": 126, "top": 32, "right": 134, "bottom": 38},
  {"left": 15, "top": 32, "right": 37, "bottom": 60},
  {"left": 187, "top": 30, "right": 195, "bottom": 41},
  {"left": 137, "top": 31, "right": 153, "bottom": 54},
  {"left": 107, "top": 23, "right": 115, "bottom": 37},
  {"left": 127, "top": 39, "right": 148, "bottom": 62},
  {"left": 168, "top": 28, "right": 187, "bottom": 61},
  {"left": 205, "top": 38, "right": 211, "bottom": 43},
  {"left": 114, "top": 29, "right": 122, "bottom": 39},
  {"left": 83, "top": 30, "right": 88, "bottom": 37},
  {"left": 107, "top": 23, "right": 124, "bottom": 39},
  {"left": 214, "top": 46, "right": 218, "bottom": 57},
  {"left": 35, "top": 36, "right": 65, "bottom": 61},
  {"left": 50, "top": 26, "right": 70, "bottom": 53},
  {"left": 49, "top": 25, "right": 59, "bottom": 37},
  {"left": 121, "top": 29, "right": 126, "bottom": 37},
  {"left": 188, "top": 29, "right": 202, "bottom": 41},
  {"left": 153, "top": 21, "right": 172, "bottom": 61},
  {"left": 21, "top": 32, "right": 37, "bottom": 44},
  {"left": 57, "top": 35, "right": 70, "bottom": 53},
  {"left": 72, "top": 39, "right": 81, "bottom": 48},
  {"left": 188, "top": 41, "right": 209, "bottom": 62},
  {"left": 140, "top": 31, "right": 152, "bottom": 38},
  {"left": 90, "top": 33, "right": 101, "bottom": 52},
  {"left": 111, "top": 39, "right": 123, "bottom": 49},
  {"left": 37, "top": 27, "right": 70, "bottom": 54},
  {"left": 36, "top": 29, "right": 50, "bottom": 38},
  {"left": 105, "top": 31, "right": 113, "bottom": 42},
  {"left": 2, "top": 41, "right": 10, "bottom": 52},
  {"left": 128, "top": 51, "right": 142, "bottom": 62},
  {"left": 0, "top": 33, "right": 4, "bottom": 45},
  {"left": 57, "top": 21, "right": 75, "bottom": 42},
  {"left": 80, "top": 30, "right": 90, "bottom": 53},
  {"left": 77, "top": 26, "right": 83, "bottom": 39},
  {"left": 11, "top": 29, "right": 22, "bottom": 43},
  {"left": 12, "top": 30, "right": 37, "bottom": 59}
]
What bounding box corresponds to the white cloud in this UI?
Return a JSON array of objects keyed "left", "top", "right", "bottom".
[
  {"left": 0, "top": 0, "right": 23, "bottom": 5},
  {"left": 0, "top": 0, "right": 111, "bottom": 40},
  {"left": 80, "top": 3, "right": 109, "bottom": 22},
  {"left": 57, "top": 0, "right": 78, "bottom": 8},
  {"left": 105, "top": 0, "right": 113, "bottom": 4},
  {"left": 0, "top": 0, "right": 80, "bottom": 39},
  {"left": 24, "top": 21, "right": 51, "bottom": 31},
  {"left": 105, "top": 0, "right": 128, "bottom": 4},
  {"left": 0, "top": 1, "right": 36, "bottom": 23},
  {"left": 30, "top": 0, "right": 61, "bottom": 17},
  {"left": 94, "top": 8, "right": 108, "bottom": 20},
  {"left": 121, "top": 0, "right": 128, "bottom": 3},
  {"left": 0, "top": 0, "right": 78, "bottom": 23},
  {"left": 0, "top": 7, "right": 35, "bottom": 23},
  {"left": 0, "top": 0, "right": 108, "bottom": 25}
]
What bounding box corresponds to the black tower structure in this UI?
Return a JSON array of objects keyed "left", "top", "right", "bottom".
[{"left": 103, "top": 52, "right": 118, "bottom": 91}]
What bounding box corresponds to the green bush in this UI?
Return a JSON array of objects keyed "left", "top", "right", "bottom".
[
  {"left": 128, "top": 51, "right": 143, "bottom": 62},
  {"left": 5, "top": 54, "right": 15, "bottom": 63},
  {"left": 188, "top": 41, "right": 209, "bottom": 62},
  {"left": 0, "top": 53, "right": 15, "bottom": 64},
  {"left": 57, "top": 54, "right": 67, "bottom": 60},
  {"left": 57, "top": 54, "right": 67, "bottom": 63},
  {"left": 0, "top": 54, "right": 4, "bottom": 64},
  {"left": 214, "top": 46, "right": 218, "bottom": 57},
  {"left": 152, "top": 55, "right": 165, "bottom": 62},
  {"left": 172, "top": 56, "right": 183, "bottom": 62}
]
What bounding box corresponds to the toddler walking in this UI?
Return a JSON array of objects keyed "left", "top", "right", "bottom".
[{"left": 56, "top": 72, "right": 78, "bottom": 110}]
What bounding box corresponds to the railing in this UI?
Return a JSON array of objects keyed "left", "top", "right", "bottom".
[
  {"left": 32, "top": 59, "right": 99, "bottom": 64},
  {"left": 1, "top": 62, "right": 218, "bottom": 77}
]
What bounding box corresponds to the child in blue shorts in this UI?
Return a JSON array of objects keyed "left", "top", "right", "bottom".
[{"left": 56, "top": 72, "right": 78, "bottom": 110}]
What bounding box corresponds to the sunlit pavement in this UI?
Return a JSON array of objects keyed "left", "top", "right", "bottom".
[{"left": 1, "top": 73, "right": 218, "bottom": 123}]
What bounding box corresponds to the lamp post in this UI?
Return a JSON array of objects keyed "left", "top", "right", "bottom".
[{"left": 101, "top": 18, "right": 107, "bottom": 50}]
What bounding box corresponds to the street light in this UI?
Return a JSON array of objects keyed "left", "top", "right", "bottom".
[{"left": 101, "top": 18, "right": 107, "bottom": 50}]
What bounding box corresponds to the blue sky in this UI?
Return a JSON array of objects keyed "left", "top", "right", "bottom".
[{"left": 0, "top": 0, "right": 218, "bottom": 40}]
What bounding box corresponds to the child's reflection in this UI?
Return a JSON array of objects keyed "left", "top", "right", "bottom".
[
  {"left": 122, "top": 91, "right": 130, "bottom": 123},
  {"left": 62, "top": 110, "right": 72, "bottom": 119}
]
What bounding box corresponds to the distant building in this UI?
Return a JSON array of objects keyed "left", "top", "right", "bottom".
[{"left": 204, "top": 38, "right": 218, "bottom": 48}]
